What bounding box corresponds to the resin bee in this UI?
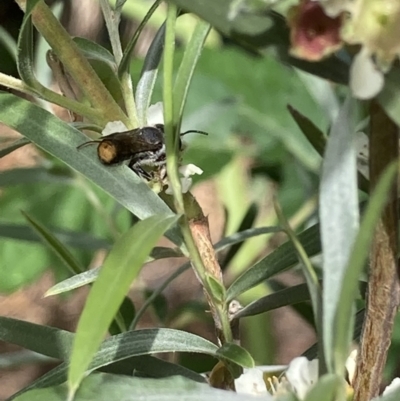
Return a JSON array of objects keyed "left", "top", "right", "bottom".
[{"left": 77, "top": 124, "right": 207, "bottom": 180}]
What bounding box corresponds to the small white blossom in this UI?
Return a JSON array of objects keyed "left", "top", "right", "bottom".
[
  {"left": 165, "top": 164, "right": 203, "bottom": 195},
  {"left": 147, "top": 102, "right": 164, "bottom": 126},
  {"left": 285, "top": 357, "right": 318, "bottom": 400},
  {"left": 234, "top": 368, "right": 271, "bottom": 398},
  {"left": 350, "top": 47, "right": 384, "bottom": 99},
  {"left": 345, "top": 349, "right": 358, "bottom": 385},
  {"left": 102, "top": 121, "right": 128, "bottom": 136},
  {"left": 383, "top": 378, "right": 400, "bottom": 396}
]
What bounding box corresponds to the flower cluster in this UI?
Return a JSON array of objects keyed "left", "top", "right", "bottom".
[
  {"left": 234, "top": 355, "right": 400, "bottom": 400},
  {"left": 288, "top": 0, "right": 400, "bottom": 99}
]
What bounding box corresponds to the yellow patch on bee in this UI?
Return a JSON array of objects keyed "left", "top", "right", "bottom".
[{"left": 98, "top": 141, "right": 117, "bottom": 164}]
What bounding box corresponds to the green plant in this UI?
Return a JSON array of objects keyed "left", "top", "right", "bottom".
[{"left": 0, "top": 1, "right": 400, "bottom": 400}]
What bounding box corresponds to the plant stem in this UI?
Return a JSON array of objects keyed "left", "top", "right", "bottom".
[
  {"left": 16, "top": 0, "right": 129, "bottom": 127},
  {"left": 99, "top": 0, "right": 138, "bottom": 125},
  {"left": 162, "top": 3, "right": 232, "bottom": 345},
  {"left": 353, "top": 101, "right": 400, "bottom": 401},
  {"left": 0, "top": 72, "right": 106, "bottom": 125}
]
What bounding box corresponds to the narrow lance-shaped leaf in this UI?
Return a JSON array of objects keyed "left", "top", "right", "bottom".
[
  {"left": 226, "top": 224, "right": 321, "bottom": 301},
  {"left": 319, "top": 96, "right": 359, "bottom": 373},
  {"left": 68, "top": 214, "right": 179, "bottom": 395},
  {"left": 0, "top": 138, "right": 30, "bottom": 159},
  {"left": 135, "top": 23, "right": 166, "bottom": 126},
  {"left": 21, "top": 210, "right": 84, "bottom": 275},
  {"left": 173, "top": 19, "right": 211, "bottom": 123},
  {"left": 333, "top": 162, "right": 398, "bottom": 374},
  {"left": 12, "top": 373, "right": 263, "bottom": 401},
  {"left": 0, "top": 93, "right": 181, "bottom": 246}
]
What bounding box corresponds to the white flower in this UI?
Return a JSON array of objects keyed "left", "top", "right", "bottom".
[
  {"left": 234, "top": 368, "right": 275, "bottom": 398},
  {"left": 102, "top": 121, "right": 128, "bottom": 136},
  {"left": 147, "top": 102, "right": 164, "bottom": 126},
  {"left": 164, "top": 163, "right": 203, "bottom": 195},
  {"left": 344, "top": 348, "right": 358, "bottom": 385},
  {"left": 350, "top": 47, "right": 385, "bottom": 99},
  {"left": 285, "top": 357, "right": 318, "bottom": 400},
  {"left": 382, "top": 378, "right": 400, "bottom": 396}
]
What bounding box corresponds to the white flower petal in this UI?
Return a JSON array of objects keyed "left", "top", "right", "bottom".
[
  {"left": 355, "top": 132, "right": 369, "bottom": 178},
  {"left": 147, "top": 102, "right": 164, "bottom": 126},
  {"left": 180, "top": 176, "right": 193, "bottom": 194},
  {"left": 383, "top": 378, "right": 400, "bottom": 396},
  {"left": 102, "top": 121, "right": 128, "bottom": 136},
  {"left": 350, "top": 48, "right": 384, "bottom": 100},
  {"left": 345, "top": 349, "right": 358, "bottom": 385},
  {"left": 164, "top": 185, "right": 173, "bottom": 195},
  {"left": 316, "top": 0, "right": 354, "bottom": 17},
  {"left": 234, "top": 368, "right": 271, "bottom": 397},
  {"left": 179, "top": 163, "right": 203, "bottom": 178},
  {"left": 285, "top": 357, "right": 318, "bottom": 400}
]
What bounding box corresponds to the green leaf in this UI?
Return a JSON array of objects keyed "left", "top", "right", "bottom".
[
  {"left": 333, "top": 162, "right": 398, "bottom": 374},
  {"left": 319, "top": 96, "right": 359, "bottom": 373},
  {"left": 22, "top": 210, "right": 84, "bottom": 275},
  {"left": 68, "top": 214, "right": 179, "bottom": 393},
  {"left": 44, "top": 267, "right": 101, "bottom": 297},
  {"left": 304, "top": 373, "right": 344, "bottom": 401},
  {"left": 226, "top": 224, "right": 321, "bottom": 301},
  {"left": 11, "top": 328, "right": 219, "bottom": 397},
  {"left": 144, "top": 289, "right": 168, "bottom": 323},
  {"left": 135, "top": 23, "right": 165, "bottom": 126},
  {"left": 234, "top": 282, "right": 311, "bottom": 319},
  {"left": 12, "top": 373, "right": 259, "bottom": 401},
  {"left": 206, "top": 275, "right": 226, "bottom": 303},
  {"left": 288, "top": 105, "right": 370, "bottom": 193},
  {"left": 302, "top": 309, "right": 365, "bottom": 361},
  {"left": 109, "top": 297, "right": 136, "bottom": 335},
  {"left": 0, "top": 167, "right": 73, "bottom": 186},
  {"left": 17, "top": 0, "right": 42, "bottom": 89},
  {"left": 274, "top": 199, "right": 321, "bottom": 321},
  {"left": 164, "top": 1, "right": 349, "bottom": 84},
  {"left": 73, "top": 37, "right": 116, "bottom": 69},
  {"left": 216, "top": 225, "right": 282, "bottom": 252},
  {"left": 0, "top": 25, "right": 17, "bottom": 61},
  {"left": 0, "top": 223, "right": 110, "bottom": 250},
  {"left": 173, "top": 19, "right": 211, "bottom": 123},
  {"left": 216, "top": 343, "right": 254, "bottom": 369},
  {"left": 287, "top": 105, "right": 327, "bottom": 156},
  {"left": 274, "top": 198, "right": 323, "bottom": 369},
  {"left": 0, "top": 138, "right": 30, "bottom": 158},
  {"left": 221, "top": 203, "right": 258, "bottom": 269},
  {"left": 0, "top": 93, "right": 181, "bottom": 245},
  {"left": 0, "top": 316, "right": 73, "bottom": 360},
  {"left": 119, "top": 0, "right": 162, "bottom": 79},
  {"left": 378, "top": 68, "right": 400, "bottom": 129},
  {"left": 130, "top": 224, "right": 283, "bottom": 330},
  {"left": 44, "top": 246, "right": 182, "bottom": 297}
]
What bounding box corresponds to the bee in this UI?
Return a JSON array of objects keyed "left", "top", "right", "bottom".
[{"left": 77, "top": 124, "right": 207, "bottom": 180}]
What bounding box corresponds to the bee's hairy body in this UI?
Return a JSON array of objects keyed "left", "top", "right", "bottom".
[{"left": 77, "top": 123, "right": 207, "bottom": 182}]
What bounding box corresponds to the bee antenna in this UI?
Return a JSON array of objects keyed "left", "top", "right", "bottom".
[
  {"left": 180, "top": 130, "right": 209, "bottom": 137},
  {"left": 77, "top": 140, "right": 101, "bottom": 150}
]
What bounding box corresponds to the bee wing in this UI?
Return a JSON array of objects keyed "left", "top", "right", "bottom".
[{"left": 103, "top": 129, "right": 162, "bottom": 152}]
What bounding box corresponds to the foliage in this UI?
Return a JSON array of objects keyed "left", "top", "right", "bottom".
[{"left": 0, "top": 0, "right": 400, "bottom": 400}]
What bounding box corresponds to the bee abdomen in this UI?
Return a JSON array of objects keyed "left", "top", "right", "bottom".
[{"left": 97, "top": 141, "right": 118, "bottom": 164}]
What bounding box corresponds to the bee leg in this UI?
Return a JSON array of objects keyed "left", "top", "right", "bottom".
[{"left": 128, "top": 158, "right": 152, "bottom": 180}]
